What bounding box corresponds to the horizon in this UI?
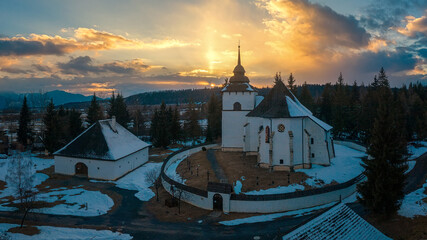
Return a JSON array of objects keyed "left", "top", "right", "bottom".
[{"left": 1, "top": 0, "right": 426, "bottom": 96}]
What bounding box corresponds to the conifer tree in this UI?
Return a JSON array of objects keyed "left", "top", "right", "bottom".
[
  {"left": 206, "top": 94, "right": 221, "bottom": 142},
  {"left": 43, "top": 99, "right": 59, "bottom": 154},
  {"left": 287, "top": 73, "right": 297, "bottom": 95},
  {"left": 68, "top": 109, "right": 82, "bottom": 140},
  {"left": 319, "top": 83, "right": 333, "bottom": 124},
  {"left": 377, "top": 67, "right": 389, "bottom": 88},
  {"left": 108, "top": 92, "right": 130, "bottom": 127},
  {"left": 17, "top": 96, "right": 32, "bottom": 147},
  {"left": 185, "top": 101, "right": 201, "bottom": 144},
  {"left": 299, "top": 82, "right": 315, "bottom": 111},
  {"left": 87, "top": 93, "right": 103, "bottom": 124},
  {"left": 132, "top": 109, "right": 145, "bottom": 137},
  {"left": 357, "top": 88, "right": 407, "bottom": 216},
  {"left": 150, "top": 102, "right": 171, "bottom": 148},
  {"left": 170, "top": 106, "right": 181, "bottom": 143},
  {"left": 332, "top": 73, "right": 348, "bottom": 138}
]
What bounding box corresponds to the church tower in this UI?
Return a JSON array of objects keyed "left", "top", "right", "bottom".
[{"left": 221, "top": 45, "right": 257, "bottom": 151}]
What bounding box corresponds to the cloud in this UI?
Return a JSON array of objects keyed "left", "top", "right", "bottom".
[
  {"left": 0, "top": 28, "right": 199, "bottom": 56},
  {"left": 353, "top": 49, "right": 418, "bottom": 73},
  {"left": 57, "top": 56, "right": 152, "bottom": 76},
  {"left": 258, "top": 0, "right": 370, "bottom": 55},
  {"left": 397, "top": 12, "right": 427, "bottom": 38}
]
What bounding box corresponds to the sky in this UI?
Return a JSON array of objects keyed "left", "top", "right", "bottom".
[{"left": 0, "top": 0, "right": 426, "bottom": 97}]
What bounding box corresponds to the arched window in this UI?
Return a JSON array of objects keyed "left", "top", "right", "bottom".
[
  {"left": 233, "top": 102, "right": 241, "bottom": 111},
  {"left": 265, "top": 126, "right": 270, "bottom": 143}
]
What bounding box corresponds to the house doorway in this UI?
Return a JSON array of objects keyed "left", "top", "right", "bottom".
[
  {"left": 213, "top": 194, "right": 223, "bottom": 211},
  {"left": 75, "top": 162, "right": 88, "bottom": 177}
]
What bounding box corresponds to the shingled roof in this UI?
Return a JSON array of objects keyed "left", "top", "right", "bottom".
[
  {"left": 283, "top": 203, "right": 391, "bottom": 240},
  {"left": 246, "top": 80, "right": 333, "bottom": 130},
  {"left": 247, "top": 80, "right": 297, "bottom": 118},
  {"left": 54, "top": 119, "right": 150, "bottom": 161}
]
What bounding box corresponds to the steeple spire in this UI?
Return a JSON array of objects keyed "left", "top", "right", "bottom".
[{"left": 238, "top": 42, "right": 241, "bottom": 66}]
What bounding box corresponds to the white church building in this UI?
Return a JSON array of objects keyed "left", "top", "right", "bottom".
[
  {"left": 54, "top": 117, "right": 150, "bottom": 180},
  {"left": 222, "top": 46, "right": 335, "bottom": 171}
]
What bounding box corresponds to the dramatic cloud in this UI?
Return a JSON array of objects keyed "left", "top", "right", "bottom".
[
  {"left": 0, "top": 28, "right": 199, "bottom": 56},
  {"left": 57, "top": 56, "right": 151, "bottom": 75},
  {"left": 397, "top": 12, "right": 427, "bottom": 38},
  {"left": 259, "top": 0, "right": 370, "bottom": 54}
]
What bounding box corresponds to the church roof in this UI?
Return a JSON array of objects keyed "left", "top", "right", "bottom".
[
  {"left": 283, "top": 203, "right": 391, "bottom": 240},
  {"left": 54, "top": 119, "right": 150, "bottom": 161},
  {"left": 247, "top": 80, "right": 332, "bottom": 130},
  {"left": 222, "top": 45, "right": 256, "bottom": 93}
]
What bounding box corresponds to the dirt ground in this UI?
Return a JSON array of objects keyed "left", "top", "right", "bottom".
[
  {"left": 215, "top": 151, "right": 311, "bottom": 192},
  {"left": 8, "top": 226, "right": 40, "bottom": 236},
  {"left": 0, "top": 181, "right": 5, "bottom": 191},
  {"left": 176, "top": 151, "right": 218, "bottom": 189},
  {"left": 365, "top": 214, "right": 427, "bottom": 240}
]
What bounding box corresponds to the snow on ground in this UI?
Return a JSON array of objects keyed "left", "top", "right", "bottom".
[
  {"left": 165, "top": 157, "right": 187, "bottom": 184},
  {"left": 234, "top": 180, "right": 242, "bottom": 194},
  {"left": 218, "top": 202, "right": 337, "bottom": 226},
  {"left": 114, "top": 162, "right": 162, "bottom": 201},
  {"left": 0, "top": 223, "right": 132, "bottom": 240},
  {"left": 405, "top": 160, "right": 417, "bottom": 174},
  {"left": 244, "top": 184, "right": 305, "bottom": 195},
  {"left": 0, "top": 153, "right": 54, "bottom": 211},
  {"left": 408, "top": 141, "right": 427, "bottom": 160},
  {"left": 37, "top": 187, "right": 114, "bottom": 217},
  {"left": 297, "top": 144, "right": 366, "bottom": 186},
  {"left": 398, "top": 179, "right": 427, "bottom": 218},
  {"left": 240, "top": 144, "right": 366, "bottom": 195}
]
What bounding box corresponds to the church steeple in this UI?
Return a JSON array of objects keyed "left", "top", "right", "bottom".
[
  {"left": 237, "top": 44, "right": 241, "bottom": 66},
  {"left": 230, "top": 44, "right": 249, "bottom": 83}
]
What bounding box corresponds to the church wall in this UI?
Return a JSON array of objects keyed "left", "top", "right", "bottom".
[
  {"left": 222, "top": 91, "right": 256, "bottom": 149},
  {"left": 222, "top": 91, "right": 256, "bottom": 110},
  {"left": 243, "top": 117, "right": 263, "bottom": 153},
  {"left": 222, "top": 111, "right": 250, "bottom": 149},
  {"left": 272, "top": 118, "right": 304, "bottom": 166},
  {"left": 304, "top": 118, "right": 331, "bottom": 165}
]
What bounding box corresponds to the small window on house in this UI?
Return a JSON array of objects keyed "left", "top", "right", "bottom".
[
  {"left": 233, "top": 102, "right": 242, "bottom": 111},
  {"left": 97, "top": 167, "right": 100, "bottom": 170},
  {"left": 280, "top": 159, "right": 284, "bottom": 164},
  {"left": 312, "top": 153, "right": 315, "bottom": 158},
  {"left": 311, "top": 138, "right": 314, "bottom": 144}
]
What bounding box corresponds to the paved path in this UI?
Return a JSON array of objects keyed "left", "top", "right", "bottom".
[
  {"left": 404, "top": 152, "right": 427, "bottom": 193},
  {"left": 206, "top": 149, "right": 228, "bottom": 183}
]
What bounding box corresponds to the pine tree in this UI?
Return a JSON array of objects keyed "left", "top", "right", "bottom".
[
  {"left": 348, "top": 81, "right": 361, "bottom": 139},
  {"left": 150, "top": 102, "right": 171, "bottom": 148},
  {"left": 319, "top": 83, "right": 333, "bottom": 124},
  {"left": 206, "top": 94, "right": 221, "bottom": 142},
  {"left": 287, "top": 73, "right": 297, "bottom": 95},
  {"left": 108, "top": 92, "right": 130, "bottom": 127},
  {"left": 170, "top": 106, "right": 181, "bottom": 143},
  {"left": 299, "top": 82, "right": 315, "bottom": 111},
  {"left": 17, "top": 96, "right": 32, "bottom": 147},
  {"left": 357, "top": 88, "right": 407, "bottom": 216},
  {"left": 43, "top": 99, "right": 59, "bottom": 154},
  {"left": 68, "top": 109, "right": 82, "bottom": 140},
  {"left": 332, "top": 73, "right": 348, "bottom": 138},
  {"left": 185, "top": 101, "right": 201, "bottom": 144},
  {"left": 87, "top": 93, "right": 103, "bottom": 124},
  {"left": 377, "top": 67, "right": 389, "bottom": 88},
  {"left": 132, "top": 109, "right": 145, "bottom": 137}
]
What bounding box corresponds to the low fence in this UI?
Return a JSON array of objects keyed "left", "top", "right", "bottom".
[
  {"left": 160, "top": 141, "right": 366, "bottom": 213},
  {"left": 334, "top": 140, "right": 367, "bottom": 152}
]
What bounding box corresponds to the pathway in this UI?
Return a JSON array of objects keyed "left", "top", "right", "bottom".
[{"left": 206, "top": 149, "right": 228, "bottom": 183}]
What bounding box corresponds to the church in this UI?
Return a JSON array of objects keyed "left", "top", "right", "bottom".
[{"left": 222, "top": 46, "right": 335, "bottom": 171}]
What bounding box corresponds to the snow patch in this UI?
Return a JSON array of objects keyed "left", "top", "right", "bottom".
[
  {"left": 398, "top": 179, "right": 427, "bottom": 218},
  {"left": 234, "top": 180, "right": 242, "bottom": 194},
  {"left": 0, "top": 223, "right": 132, "bottom": 240}
]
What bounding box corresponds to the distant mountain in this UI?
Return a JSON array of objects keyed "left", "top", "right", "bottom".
[{"left": 0, "top": 90, "right": 102, "bottom": 110}]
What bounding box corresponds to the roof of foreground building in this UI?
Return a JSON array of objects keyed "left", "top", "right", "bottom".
[
  {"left": 283, "top": 203, "right": 392, "bottom": 240},
  {"left": 54, "top": 119, "right": 150, "bottom": 161}
]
